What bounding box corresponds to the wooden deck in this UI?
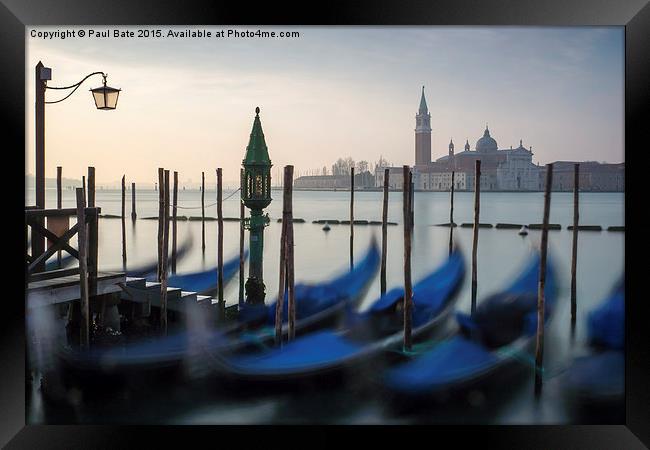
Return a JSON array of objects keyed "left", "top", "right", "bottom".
[{"left": 27, "top": 271, "right": 126, "bottom": 309}]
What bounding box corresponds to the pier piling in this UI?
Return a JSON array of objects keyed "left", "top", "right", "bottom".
[
  {"left": 286, "top": 166, "right": 296, "bottom": 341},
  {"left": 471, "top": 160, "right": 481, "bottom": 314},
  {"left": 157, "top": 168, "right": 164, "bottom": 281},
  {"left": 172, "top": 172, "right": 178, "bottom": 275},
  {"left": 403, "top": 166, "right": 413, "bottom": 352},
  {"left": 82, "top": 175, "right": 86, "bottom": 204},
  {"left": 275, "top": 197, "right": 288, "bottom": 346},
  {"left": 201, "top": 171, "right": 206, "bottom": 253},
  {"left": 75, "top": 188, "right": 90, "bottom": 349},
  {"left": 131, "top": 182, "right": 137, "bottom": 221},
  {"left": 217, "top": 168, "right": 224, "bottom": 320},
  {"left": 571, "top": 164, "right": 580, "bottom": 325},
  {"left": 350, "top": 167, "right": 354, "bottom": 270},
  {"left": 381, "top": 168, "right": 389, "bottom": 296},
  {"left": 56, "top": 166, "right": 62, "bottom": 267},
  {"left": 121, "top": 175, "right": 126, "bottom": 270},
  {"left": 161, "top": 170, "right": 170, "bottom": 335},
  {"left": 535, "top": 163, "right": 553, "bottom": 395},
  {"left": 449, "top": 171, "right": 455, "bottom": 256},
  {"left": 87, "top": 167, "right": 95, "bottom": 208}
]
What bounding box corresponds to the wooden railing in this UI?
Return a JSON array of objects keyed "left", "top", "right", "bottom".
[{"left": 25, "top": 206, "right": 100, "bottom": 292}]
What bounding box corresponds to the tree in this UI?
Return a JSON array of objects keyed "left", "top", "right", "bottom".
[
  {"left": 331, "top": 157, "right": 355, "bottom": 176},
  {"left": 356, "top": 160, "right": 369, "bottom": 174}
]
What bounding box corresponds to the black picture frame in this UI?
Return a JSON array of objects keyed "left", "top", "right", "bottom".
[{"left": 2, "top": 0, "right": 648, "bottom": 448}]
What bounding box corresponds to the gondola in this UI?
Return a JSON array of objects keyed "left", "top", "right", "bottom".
[
  {"left": 208, "top": 247, "right": 465, "bottom": 382},
  {"left": 126, "top": 235, "right": 194, "bottom": 279},
  {"left": 561, "top": 280, "right": 624, "bottom": 408},
  {"left": 233, "top": 237, "right": 381, "bottom": 340},
  {"left": 56, "top": 239, "right": 380, "bottom": 374},
  {"left": 382, "top": 252, "right": 556, "bottom": 400},
  {"left": 166, "top": 249, "right": 247, "bottom": 295}
]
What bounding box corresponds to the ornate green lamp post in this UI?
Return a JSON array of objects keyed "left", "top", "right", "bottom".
[{"left": 242, "top": 107, "right": 272, "bottom": 304}]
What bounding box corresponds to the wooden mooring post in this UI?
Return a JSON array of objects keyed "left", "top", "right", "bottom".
[
  {"left": 381, "top": 168, "right": 389, "bottom": 296},
  {"left": 56, "top": 166, "right": 62, "bottom": 267},
  {"left": 75, "top": 188, "right": 90, "bottom": 349},
  {"left": 157, "top": 168, "right": 164, "bottom": 281},
  {"left": 121, "top": 175, "right": 126, "bottom": 270},
  {"left": 286, "top": 166, "right": 296, "bottom": 340},
  {"left": 201, "top": 171, "right": 206, "bottom": 253},
  {"left": 82, "top": 176, "right": 86, "bottom": 204},
  {"left": 350, "top": 167, "right": 354, "bottom": 270},
  {"left": 449, "top": 171, "right": 455, "bottom": 256},
  {"left": 87, "top": 167, "right": 95, "bottom": 207},
  {"left": 535, "top": 163, "right": 553, "bottom": 395},
  {"left": 160, "top": 170, "right": 170, "bottom": 335},
  {"left": 570, "top": 163, "right": 580, "bottom": 324},
  {"left": 275, "top": 190, "right": 288, "bottom": 346},
  {"left": 216, "top": 168, "right": 225, "bottom": 320},
  {"left": 172, "top": 171, "right": 178, "bottom": 275},
  {"left": 87, "top": 168, "right": 98, "bottom": 296},
  {"left": 403, "top": 166, "right": 413, "bottom": 352},
  {"left": 131, "top": 182, "right": 137, "bottom": 221},
  {"left": 471, "top": 160, "right": 481, "bottom": 314}
]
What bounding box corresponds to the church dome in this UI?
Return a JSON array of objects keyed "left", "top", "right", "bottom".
[{"left": 476, "top": 126, "right": 498, "bottom": 153}]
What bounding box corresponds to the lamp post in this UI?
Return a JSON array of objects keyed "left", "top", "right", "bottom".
[
  {"left": 32, "top": 61, "right": 120, "bottom": 270},
  {"left": 241, "top": 107, "right": 272, "bottom": 305}
]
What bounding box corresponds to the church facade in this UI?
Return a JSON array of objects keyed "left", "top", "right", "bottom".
[{"left": 376, "top": 87, "right": 542, "bottom": 191}]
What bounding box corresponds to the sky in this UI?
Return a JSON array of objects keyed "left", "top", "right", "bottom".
[{"left": 26, "top": 26, "right": 624, "bottom": 187}]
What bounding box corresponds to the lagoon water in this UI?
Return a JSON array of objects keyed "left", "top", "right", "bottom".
[{"left": 26, "top": 188, "right": 625, "bottom": 424}]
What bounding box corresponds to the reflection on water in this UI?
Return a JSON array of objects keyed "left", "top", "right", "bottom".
[{"left": 26, "top": 189, "right": 624, "bottom": 424}]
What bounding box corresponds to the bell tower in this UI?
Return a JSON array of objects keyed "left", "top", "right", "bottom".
[
  {"left": 448, "top": 138, "right": 455, "bottom": 168},
  {"left": 415, "top": 86, "right": 432, "bottom": 167}
]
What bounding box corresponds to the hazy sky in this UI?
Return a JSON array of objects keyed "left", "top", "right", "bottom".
[{"left": 26, "top": 26, "right": 624, "bottom": 186}]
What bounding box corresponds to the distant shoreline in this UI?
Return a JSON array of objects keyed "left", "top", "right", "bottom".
[{"left": 285, "top": 187, "right": 625, "bottom": 193}]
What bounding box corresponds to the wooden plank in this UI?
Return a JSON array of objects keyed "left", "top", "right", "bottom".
[
  {"left": 28, "top": 272, "right": 126, "bottom": 309},
  {"left": 28, "top": 272, "right": 124, "bottom": 292},
  {"left": 29, "top": 267, "right": 80, "bottom": 283},
  {"left": 26, "top": 207, "right": 100, "bottom": 218},
  {"left": 27, "top": 221, "right": 79, "bottom": 271}
]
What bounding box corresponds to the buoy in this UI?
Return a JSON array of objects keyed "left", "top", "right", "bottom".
[
  {"left": 323, "top": 222, "right": 331, "bottom": 232},
  {"left": 519, "top": 225, "right": 528, "bottom": 236}
]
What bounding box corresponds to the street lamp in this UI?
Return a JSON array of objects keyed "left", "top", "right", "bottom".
[
  {"left": 242, "top": 107, "right": 272, "bottom": 304},
  {"left": 90, "top": 75, "right": 121, "bottom": 110},
  {"left": 31, "top": 61, "right": 121, "bottom": 270}
]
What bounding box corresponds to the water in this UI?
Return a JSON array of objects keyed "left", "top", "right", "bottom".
[{"left": 26, "top": 188, "right": 624, "bottom": 424}]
